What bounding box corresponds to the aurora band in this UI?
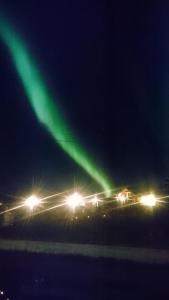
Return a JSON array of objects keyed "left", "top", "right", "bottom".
[{"left": 0, "top": 17, "right": 111, "bottom": 196}]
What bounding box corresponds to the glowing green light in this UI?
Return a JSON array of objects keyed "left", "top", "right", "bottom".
[{"left": 0, "top": 17, "right": 111, "bottom": 196}]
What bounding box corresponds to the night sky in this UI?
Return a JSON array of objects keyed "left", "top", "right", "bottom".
[{"left": 0, "top": 0, "right": 169, "bottom": 196}]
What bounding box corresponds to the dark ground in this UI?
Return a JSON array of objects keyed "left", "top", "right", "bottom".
[
  {"left": 0, "top": 250, "right": 169, "bottom": 300},
  {"left": 1, "top": 203, "right": 169, "bottom": 299},
  {"left": 1, "top": 204, "right": 169, "bottom": 249}
]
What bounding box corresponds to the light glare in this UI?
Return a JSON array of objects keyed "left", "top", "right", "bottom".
[
  {"left": 24, "top": 195, "right": 41, "bottom": 210},
  {"left": 91, "top": 196, "right": 99, "bottom": 206},
  {"left": 139, "top": 193, "right": 157, "bottom": 207},
  {"left": 66, "top": 192, "right": 84, "bottom": 210},
  {"left": 116, "top": 189, "right": 130, "bottom": 203}
]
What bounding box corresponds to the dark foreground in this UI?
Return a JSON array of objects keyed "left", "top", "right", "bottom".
[{"left": 1, "top": 250, "right": 169, "bottom": 300}]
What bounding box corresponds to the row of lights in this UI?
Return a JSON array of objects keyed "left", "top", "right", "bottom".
[
  {"left": 23, "top": 191, "right": 157, "bottom": 213},
  {"left": 23, "top": 192, "right": 100, "bottom": 211},
  {"left": 116, "top": 190, "right": 157, "bottom": 207}
]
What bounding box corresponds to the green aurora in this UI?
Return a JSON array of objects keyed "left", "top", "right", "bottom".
[{"left": 0, "top": 17, "right": 111, "bottom": 196}]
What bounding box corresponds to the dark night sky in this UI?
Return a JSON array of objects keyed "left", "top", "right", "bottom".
[{"left": 0, "top": 0, "right": 169, "bottom": 196}]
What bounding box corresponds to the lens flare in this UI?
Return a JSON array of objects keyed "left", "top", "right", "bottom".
[
  {"left": 139, "top": 193, "right": 157, "bottom": 207},
  {"left": 24, "top": 195, "right": 41, "bottom": 210},
  {"left": 116, "top": 189, "right": 130, "bottom": 203},
  {"left": 0, "top": 16, "right": 111, "bottom": 196},
  {"left": 91, "top": 195, "right": 99, "bottom": 206},
  {"left": 66, "top": 192, "right": 84, "bottom": 210},
  {"left": 116, "top": 192, "right": 126, "bottom": 203}
]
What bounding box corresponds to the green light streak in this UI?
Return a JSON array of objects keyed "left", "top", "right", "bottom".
[{"left": 0, "top": 17, "right": 111, "bottom": 196}]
